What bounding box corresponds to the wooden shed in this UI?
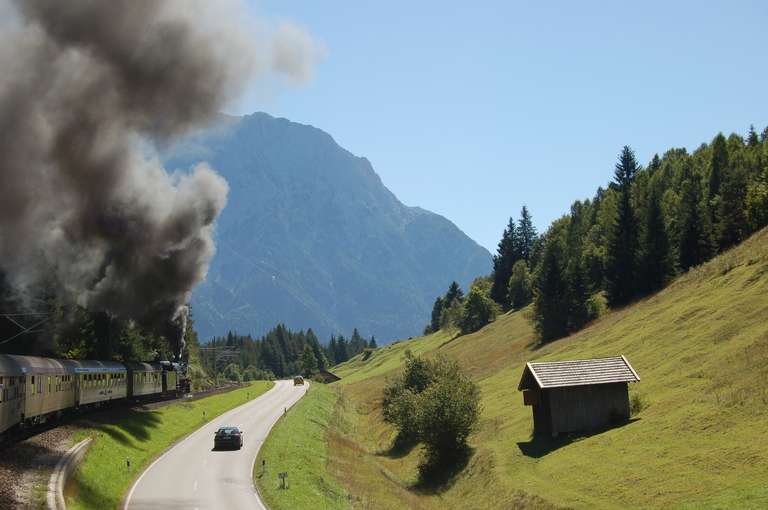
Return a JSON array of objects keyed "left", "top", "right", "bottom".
[
  {"left": 314, "top": 369, "right": 342, "bottom": 383},
  {"left": 518, "top": 356, "right": 640, "bottom": 437}
]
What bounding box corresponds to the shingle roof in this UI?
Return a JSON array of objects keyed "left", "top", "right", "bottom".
[{"left": 518, "top": 356, "right": 640, "bottom": 390}]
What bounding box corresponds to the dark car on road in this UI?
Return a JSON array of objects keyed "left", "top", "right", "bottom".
[{"left": 213, "top": 426, "right": 243, "bottom": 450}]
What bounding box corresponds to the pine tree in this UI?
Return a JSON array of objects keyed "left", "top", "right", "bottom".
[
  {"left": 638, "top": 183, "right": 673, "bottom": 294},
  {"left": 648, "top": 154, "right": 661, "bottom": 174},
  {"left": 369, "top": 337, "right": 378, "bottom": 349},
  {"left": 490, "top": 218, "right": 519, "bottom": 306},
  {"left": 429, "top": 296, "right": 444, "bottom": 332},
  {"left": 605, "top": 146, "right": 640, "bottom": 307},
  {"left": 336, "top": 335, "right": 349, "bottom": 363},
  {"left": 716, "top": 164, "right": 747, "bottom": 250},
  {"left": 517, "top": 206, "right": 537, "bottom": 262},
  {"left": 747, "top": 125, "right": 759, "bottom": 147},
  {"left": 300, "top": 344, "right": 319, "bottom": 376},
  {"left": 327, "top": 336, "right": 338, "bottom": 364},
  {"left": 678, "top": 161, "right": 709, "bottom": 270},
  {"left": 533, "top": 235, "right": 569, "bottom": 342},
  {"left": 564, "top": 256, "right": 590, "bottom": 332},
  {"left": 444, "top": 281, "right": 464, "bottom": 304},
  {"left": 707, "top": 133, "right": 728, "bottom": 227}
]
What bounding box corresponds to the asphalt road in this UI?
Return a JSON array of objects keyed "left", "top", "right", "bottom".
[{"left": 125, "top": 380, "right": 308, "bottom": 510}]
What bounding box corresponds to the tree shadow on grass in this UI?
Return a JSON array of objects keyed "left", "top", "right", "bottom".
[
  {"left": 411, "top": 445, "right": 475, "bottom": 495},
  {"left": 376, "top": 431, "right": 419, "bottom": 459},
  {"left": 517, "top": 418, "right": 641, "bottom": 458},
  {"left": 80, "top": 407, "right": 162, "bottom": 446}
]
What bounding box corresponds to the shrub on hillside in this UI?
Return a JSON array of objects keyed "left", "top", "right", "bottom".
[
  {"left": 630, "top": 393, "right": 647, "bottom": 416},
  {"left": 586, "top": 292, "right": 608, "bottom": 321},
  {"left": 382, "top": 354, "right": 481, "bottom": 481}
]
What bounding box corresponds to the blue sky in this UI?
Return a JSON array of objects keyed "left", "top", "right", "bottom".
[{"left": 236, "top": 1, "right": 767, "bottom": 252}]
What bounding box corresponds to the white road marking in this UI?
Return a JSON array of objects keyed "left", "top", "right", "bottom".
[
  {"left": 125, "top": 381, "right": 307, "bottom": 510},
  {"left": 193, "top": 480, "right": 198, "bottom": 492}
]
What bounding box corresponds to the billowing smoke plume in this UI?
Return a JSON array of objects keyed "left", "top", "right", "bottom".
[{"left": 0, "top": 0, "right": 320, "bottom": 358}]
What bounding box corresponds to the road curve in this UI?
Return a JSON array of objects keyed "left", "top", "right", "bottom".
[{"left": 125, "top": 380, "right": 308, "bottom": 510}]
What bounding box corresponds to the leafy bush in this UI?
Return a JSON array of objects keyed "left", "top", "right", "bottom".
[
  {"left": 242, "top": 365, "right": 275, "bottom": 381},
  {"left": 382, "top": 354, "right": 481, "bottom": 481},
  {"left": 459, "top": 286, "right": 499, "bottom": 335},
  {"left": 507, "top": 260, "right": 533, "bottom": 309},
  {"left": 586, "top": 292, "right": 608, "bottom": 320},
  {"left": 222, "top": 362, "right": 243, "bottom": 382}
]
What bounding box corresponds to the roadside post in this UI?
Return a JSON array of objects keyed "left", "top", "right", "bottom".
[{"left": 278, "top": 471, "right": 288, "bottom": 489}]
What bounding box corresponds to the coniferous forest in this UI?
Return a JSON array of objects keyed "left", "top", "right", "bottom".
[
  {"left": 203, "top": 325, "right": 376, "bottom": 381},
  {"left": 426, "top": 126, "right": 768, "bottom": 342}
]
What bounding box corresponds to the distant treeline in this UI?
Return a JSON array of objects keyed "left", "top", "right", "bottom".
[
  {"left": 202, "top": 324, "right": 377, "bottom": 380},
  {"left": 427, "top": 125, "right": 768, "bottom": 342}
]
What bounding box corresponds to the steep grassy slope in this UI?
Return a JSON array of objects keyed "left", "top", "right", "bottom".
[{"left": 327, "top": 227, "right": 768, "bottom": 509}]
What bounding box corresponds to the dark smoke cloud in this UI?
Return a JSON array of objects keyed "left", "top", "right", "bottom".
[{"left": 0, "top": 0, "right": 319, "bottom": 357}]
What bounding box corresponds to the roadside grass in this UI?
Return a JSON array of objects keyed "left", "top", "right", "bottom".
[
  {"left": 67, "top": 380, "right": 273, "bottom": 510},
  {"left": 254, "top": 383, "right": 350, "bottom": 510},
  {"left": 324, "top": 227, "right": 768, "bottom": 509}
]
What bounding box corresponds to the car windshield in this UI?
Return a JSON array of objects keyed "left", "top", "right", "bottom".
[{"left": 218, "top": 427, "right": 239, "bottom": 434}]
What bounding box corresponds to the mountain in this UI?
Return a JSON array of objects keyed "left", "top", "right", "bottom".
[
  {"left": 326, "top": 226, "right": 768, "bottom": 509},
  {"left": 165, "top": 113, "right": 491, "bottom": 343}
]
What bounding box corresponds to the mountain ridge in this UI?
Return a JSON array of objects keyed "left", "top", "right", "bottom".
[{"left": 165, "top": 112, "right": 492, "bottom": 342}]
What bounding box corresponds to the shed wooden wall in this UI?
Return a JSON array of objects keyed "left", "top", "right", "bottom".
[{"left": 546, "top": 382, "right": 629, "bottom": 435}]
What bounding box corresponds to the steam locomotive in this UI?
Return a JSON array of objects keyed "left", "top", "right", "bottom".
[{"left": 0, "top": 354, "right": 189, "bottom": 439}]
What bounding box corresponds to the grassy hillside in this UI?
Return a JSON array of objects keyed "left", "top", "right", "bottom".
[{"left": 325, "top": 227, "right": 768, "bottom": 509}]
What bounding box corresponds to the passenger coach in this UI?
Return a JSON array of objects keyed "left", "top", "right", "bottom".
[{"left": 0, "top": 354, "right": 182, "bottom": 438}]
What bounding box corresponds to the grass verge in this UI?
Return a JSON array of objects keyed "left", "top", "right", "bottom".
[
  {"left": 254, "top": 383, "right": 350, "bottom": 510},
  {"left": 67, "top": 380, "right": 273, "bottom": 510}
]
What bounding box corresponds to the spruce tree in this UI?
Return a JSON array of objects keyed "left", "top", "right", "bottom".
[
  {"left": 369, "top": 337, "right": 378, "bottom": 349},
  {"left": 517, "top": 206, "right": 537, "bottom": 262},
  {"left": 716, "top": 165, "right": 747, "bottom": 250},
  {"left": 747, "top": 125, "right": 759, "bottom": 147},
  {"left": 429, "top": 296, "right": 444, "bottom": 332},
  {"left": 707, "top": 133, "right": 728, "bottom": 229},
  {"left": 533, "top": 235, "right": 569, "bottom": 342},
  {"left": 490, "top": 218, "right": 519, "bottom": 306},
  {"left": 638, "top": 183, "right": 673, "bottom": 294},
  {"left": 444, "top": 281, "right": 464, "bottom": 304},
  {"left": 678, "top": 161, "right": 709, "bottom": 270},
  {"left": 564, "top": 256, "right": 590, "bottom": 332},
  {"left": 648, "top": 154, "right": 661, "bottom": 174},
  {"left": 327, "top": 336, "right": 338, "bottom": 364},
  {"left": 300, "top": 344, "right": 319, "bottom": 376},
  {"left": 605, "top": 146, "right": 640, "bottom": 307}
]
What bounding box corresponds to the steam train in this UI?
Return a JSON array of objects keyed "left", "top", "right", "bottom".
[{"left": 0, "top": 354, "right": 189, "bottom": 439}]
